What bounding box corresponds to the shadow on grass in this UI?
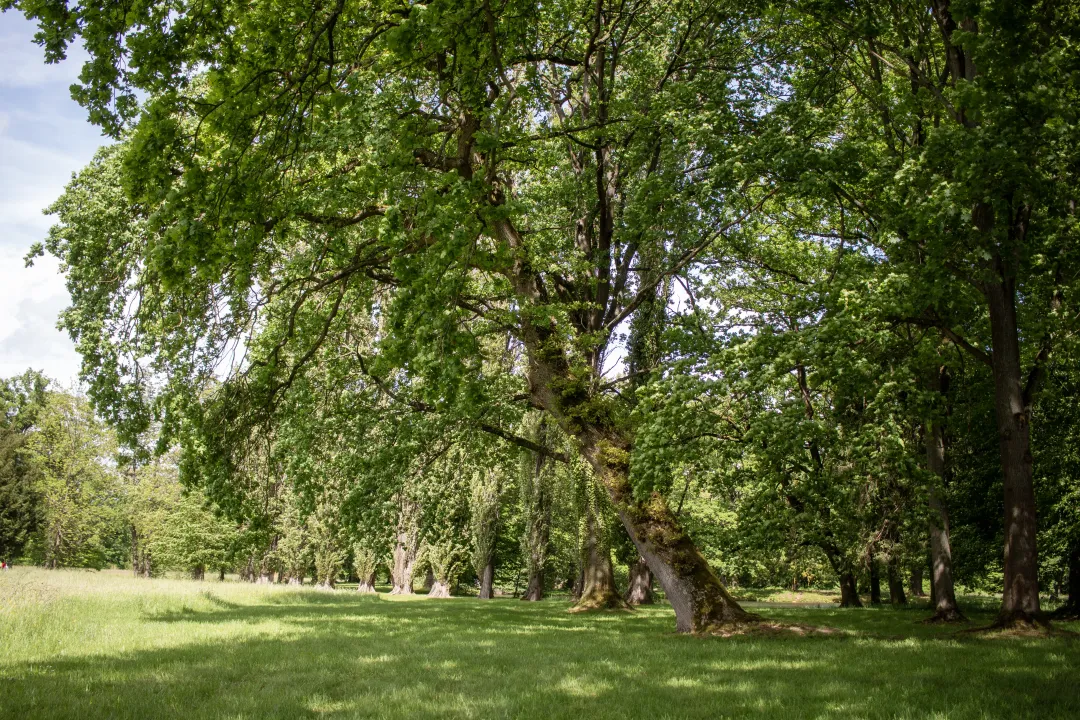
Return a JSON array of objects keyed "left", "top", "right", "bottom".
[{"left": 3, "top": 596, "right": 1079, "bottom": 719}]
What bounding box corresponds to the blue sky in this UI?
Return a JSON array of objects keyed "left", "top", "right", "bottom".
[{"left": 0, "top": 12, "right": 109, "bottom": 384}]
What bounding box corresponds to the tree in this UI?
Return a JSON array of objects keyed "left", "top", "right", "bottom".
[
  {"left": 0, "top": 370, "right": 48, "bottom": 561},
  {"left": 24, "top": 390, "right": 124, "bottom": 569},
  {"left": 785, "top": 0, "right": 1080, "bottom": 625},
  {"left": 16, "top": 0, "right": 784, "bottom": 632}
]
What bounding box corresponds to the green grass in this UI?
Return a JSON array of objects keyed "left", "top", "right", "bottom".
[{"left": 1, "top": 568, "right": 1078, "bottom": 719}]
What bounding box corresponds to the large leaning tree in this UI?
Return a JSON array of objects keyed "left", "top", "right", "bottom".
[{"left": 13, "top": 0, "right": 789, "bottom": 631}]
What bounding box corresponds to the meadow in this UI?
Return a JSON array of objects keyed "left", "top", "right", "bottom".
[{"left": 1, "top": 568, "right": 1077, "bottom": 719}]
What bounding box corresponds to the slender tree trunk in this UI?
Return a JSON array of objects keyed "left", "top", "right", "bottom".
[
  {"left": 869, "top": 553, "right": 882, "bottom": 606},
  {"left": 925, "top": 389, "right": 965, "bottom": 622},
  {"left": 422, "top": 567, "right": 435, "bottom": 593},
  {"left": 218, "top": 566, "right": 226, "bottom": 582},
  {"left": 984, "top": 272, "right": 1042, "bottom": 624},
  {"left": 625, "top": 556, "right": 654, "bottom": 605},
  {"left": 478, "top": 559, "right": 495, "bottom": 600}
]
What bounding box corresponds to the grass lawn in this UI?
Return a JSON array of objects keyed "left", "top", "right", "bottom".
[{"left": 1, "top": 568, "right": 1078, "bottom": 719}]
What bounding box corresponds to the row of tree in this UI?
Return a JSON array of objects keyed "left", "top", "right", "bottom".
[{"left": 7, "top": 0, "right": 1080, "bottom": 630}]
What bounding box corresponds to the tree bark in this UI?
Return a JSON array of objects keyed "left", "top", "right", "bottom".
[
  {"left": 984, "top": 270, "right": 1042, "bottom": 624},
  {"left": 478, "top": 559, "right": 495, "bottom": 600},
  {"left": 925, "top": 419, "right": 965, "bottom": 622},
  {"left": 625, "top": 556, "right": 654, "bottom": 605}
]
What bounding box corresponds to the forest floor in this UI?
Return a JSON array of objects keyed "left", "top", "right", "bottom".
[{"left": 1, "top": 568, "right": 1077, "bottom": 719}]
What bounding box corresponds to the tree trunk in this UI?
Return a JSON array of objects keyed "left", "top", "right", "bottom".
[
  {"left": 218, "top": 566, "right": 226, "bottom": 582},
  {"left": 391, "top": 545, "right": 417, "bottom": 595},
  {"left": 422, "top": 567, "right": 435, "bottom": 593},
  {"left": 427, "top": 580, "right": 452, "bottom": 598},
  {"left": 390, "top": 495, "right": 420, "bottom": 595},
  {"left": 625, "top": 556, "right": 654, "bottom": 605},
  {"left": 289, "top": 576, "right": 303, "bottom": 586},
  {"left": 909, "top": 562, "right": 925, "bottom": 597},
  {"left": 522, "top": 568, "right": 544, "bottom": 601},
  {"left": 572, "top": 506, "right": 628, "bottom": 612},
  {"left": 356, "top": 570, "right": 377, "bottom": 594},
  {"left": 572, "top": 428, "right": 751, "bottom": 631},
  {"left": 887, "top": 559, "right": 906, "bottom": 605},
  {"left": 925, "top": 419, "right": 965, "bottom": 622},
  {"left": 985, "top": 270, "right": 1042, "bottom": 624},
  {"left": 191, "top": 565, "right": 205, "bottom": 581},
  {"left": 478, "top": 559, "right": 495, "bottom": 600},
  {"left": 869, "top": 554, "right": 882, "bottom": 605},
  {"left": 511, "top": 262, "right": 752, "bottom": 631},
  {"left": 839, "top": 571, "right": 862, "bottom": 608}
]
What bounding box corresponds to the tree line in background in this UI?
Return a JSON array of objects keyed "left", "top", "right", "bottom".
[{"left": 3, "top": 0, "right": 1080, "bottom": 630}]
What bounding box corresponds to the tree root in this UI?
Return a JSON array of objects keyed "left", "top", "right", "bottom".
[
  {"left": 922, "top": 609, "right": 968, "bottom": 624},
  {"left": 569, "top": 589, "right": 631, "bottom": 613}
]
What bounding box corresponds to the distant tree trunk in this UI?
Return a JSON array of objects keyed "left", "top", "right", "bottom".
[
  {"left": 925, "top": 414, "right": 965, "bottom": 622},
  {"left": 572, "top": 504, "right": 628, "bottom": 612},
  {"left": 869, "top": 556, "right": 882, "bottom": 606},
  {"left": 823, "top": 543, "right": 862, "bottom": 608},
  {"left": 522, "top": 569, "right": 544, "bottom": 601},
  {"left": 909, "top": 562, "right": 925, "bottom": 597},
  {"left": 570, "top": 564, "right": 584, "bottom": 602},
  {"left": 887, "top": 560, "right": 906, "bottom": 605},
  {"left": 625, "top": 556, "right": 654, "bottom": 605},
  {"left": 519, "top": 416, "right": 552, "bottom": 603},
  {"left": 478, "top": 559, "right": 495, "bottom": 600},
  {"left": 390, "top": 494, "right": 420, "bottom": 595},
  {"left": 422, "top": 567, "right": 435, "bottom": 593},
  {"left": 218, "top": 566, "right": 226, "bottom": 582},
  {"left": 289, "top": 574, "right": 303, "bottom": 586},
  {"left": 357, "top": 571, "right": 377, "bottom": 594},
  {"left": 984, "top": 256, "right": 1042, "bottom": 625},
  {"left": 427, "top": 580, "right": 452, "bottom": 598},
  {"left": 191, "top": 565, "right": 205, "bottom": 581},
  {"left": 839, "top": 571, "right": 862, "bottom": 608}
]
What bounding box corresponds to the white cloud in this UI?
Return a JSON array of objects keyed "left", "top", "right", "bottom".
[{"left": 0, "top": 12, "right": 104, "bottom": 384}]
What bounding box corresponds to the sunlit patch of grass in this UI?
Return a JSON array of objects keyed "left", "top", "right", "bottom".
[{"left": 0, "top": 568, "right": 1078, "bottom": 719}]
